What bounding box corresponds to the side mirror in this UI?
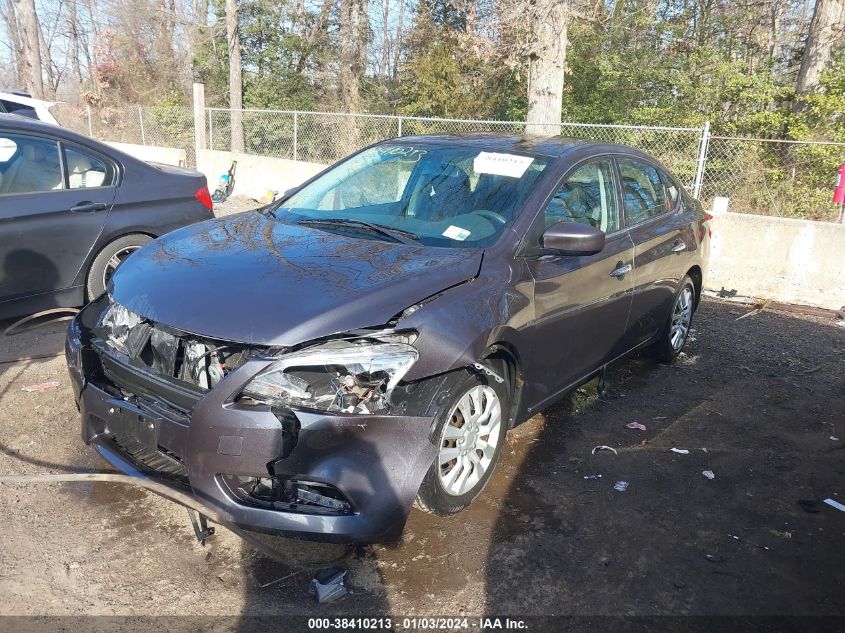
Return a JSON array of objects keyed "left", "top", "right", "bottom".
[{"left": 541, "top": 221, "right": 606, "bottom": 256}]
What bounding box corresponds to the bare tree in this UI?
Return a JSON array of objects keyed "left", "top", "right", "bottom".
[
  {"left": 339, "top": 0, "right": 368, "bottom": 114},
  {"left": 225, "top": 0, "right": 244, "bottom": 151},
  {"left": 794, "top": 0, "right": 845, "bottom": 102},
  {"left": 11, "top": 0, "right": 44, "bottom": 96},
  {"left": 1, "top": 0, "right": 26, "bottom": 86},
  {"left": 67, "top": 0, "right": 84, "bottom": 85}
]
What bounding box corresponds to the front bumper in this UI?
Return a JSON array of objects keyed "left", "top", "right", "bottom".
[{"left": 66, "top": 305, "right": 440, "bottom": 542}]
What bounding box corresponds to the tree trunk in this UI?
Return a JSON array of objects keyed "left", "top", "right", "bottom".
[
  {"left": 392, "top": 0, "right": 404, "bottom": 81},
  {"left": 2, "top": 0, "right": 26, "bottom": 87},
  {"left": 339, "top": 0, "right": 368, "bottom": 114},
  {"left": 525, "top": 1, "right": 569, "bottom": 136},
  {"left": 226, "top": 0, "right": 244, "bottom": 152},
  {"left": 12, "top": 0, "right": 44, "bottom": 97},
  {"left": 794, "top": 0, "right": 845, "bottom": 102},
  {"left": 68, "top": 0, "right": 83, "bottom": 85}
]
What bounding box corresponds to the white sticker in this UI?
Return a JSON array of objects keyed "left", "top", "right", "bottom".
[
  {"left": 442, "top": 225, "right": 471, "bottom": 241},
  {"left": 473, "top": 151, "right": 534, "bottom": 178}
]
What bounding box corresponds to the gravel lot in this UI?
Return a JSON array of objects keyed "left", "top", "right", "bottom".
[{"left": 1, "top": 218, "right": 843, "bottom": 629}]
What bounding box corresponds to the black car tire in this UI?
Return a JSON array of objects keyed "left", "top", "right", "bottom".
[
  {"left": 415, "top": 366, "right": 509, "bottom": 516},
  {"left": 86, "top": 234, "right": 152, "bottom": 300},
  {"left": 651, "top": 274, "right": 696, "bottom": 362}
]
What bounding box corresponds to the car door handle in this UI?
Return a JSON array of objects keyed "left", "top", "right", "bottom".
[
  {"left": 671, "top": 241, "right": 687, "bottom": 253},
  {"left": 70, "top": 201, "right": 108, "bottom": 213},
  {"left": 609, "top": 262, "right": 632, "bottom": 279}
]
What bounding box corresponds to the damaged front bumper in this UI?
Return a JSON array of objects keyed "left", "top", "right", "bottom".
[{"left": 66, "top": 299, "right": 441, "bottom": 542}]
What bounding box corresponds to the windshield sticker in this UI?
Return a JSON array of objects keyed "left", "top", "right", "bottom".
[
  {"left": 377, "top": 145, "right": 428, "bottom": 159},
  {"left": 442, "top": 225, "right": 471, "bottom": 241},
  {"left": 473, "top": 152, "right": 534, "bottom": 178}
]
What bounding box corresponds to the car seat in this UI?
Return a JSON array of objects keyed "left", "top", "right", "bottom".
[
  {"left": 1, "top": 143, "right": 63, "bottom": 193},
  {"left": 66, "top": 152, "right": 106, "bottom": 188}
]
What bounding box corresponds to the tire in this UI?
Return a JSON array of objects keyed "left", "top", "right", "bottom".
[
  {"left": 650, "top": 275, "right": 696, "bottom": 362},
  {"left": 415, "top": 366, "right": 510, "bottom": 516},
  {"left": 86, "top": 234, "right": 152, "bottom": 300}
]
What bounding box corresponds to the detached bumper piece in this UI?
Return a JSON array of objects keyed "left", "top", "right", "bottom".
[{"left": 67, "top": 303, "right": 439, "bottom": 542}]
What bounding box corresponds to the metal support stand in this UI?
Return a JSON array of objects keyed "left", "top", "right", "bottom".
[{"left": 187, "top": 508, "right": 215, "bottom": 545}]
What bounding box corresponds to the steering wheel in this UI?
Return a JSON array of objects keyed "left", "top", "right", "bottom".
[{"left": 473, "top": 210, "right": 507, "bottom": 225}]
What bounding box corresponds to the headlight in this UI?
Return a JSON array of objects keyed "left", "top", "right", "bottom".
[
  {"left": 240, "top": 338, "right": 418, "bottom": 414},
  {"left": 96, "top": 300, "right": 142, "bottom": 355}
]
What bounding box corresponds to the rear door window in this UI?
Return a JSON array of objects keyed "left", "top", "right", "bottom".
[
  {"left": 617, "top": 158, "right": 669, "bottom": 225},
  {"left": 0, "top": 133, "right": 63, "bottom": 194},
  {"left": 0, "top": 100, "right": 38, "bottom": 120},
  {"left": 63, "top": 144, "right": 116, "bottom": 188}
]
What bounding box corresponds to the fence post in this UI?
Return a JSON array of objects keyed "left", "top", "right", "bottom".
[
  {"left": 192, "top": 83, "right": 206, "bottom": 161},
  {"left": 293, "top": 112, "right": 298, "bottom": 161},
  {"left": 138, "top": 105, "right": 146, "bottom": 145},
  {"left": 86, "top": 104, "right": 93, "bottom": 137},
  {"left": 692, "top": 120, "right": 710, "bottom": 200},
  {"left": 397, "top": 116, "right": 403, "bottom": 137},
  {"left": 208, "top": 110, "right": 213, "bottom": 151}
]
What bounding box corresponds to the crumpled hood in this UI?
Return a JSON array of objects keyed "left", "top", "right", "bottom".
[{"left": 110, "top": 211, "right": 482, "bottom": 346}]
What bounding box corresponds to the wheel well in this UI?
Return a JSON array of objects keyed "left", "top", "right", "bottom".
[
  {"left": 686, "top": 265, "right": 702, "bottom": 308},
  {"left": 83, "top": 231, "right": 157, "bottom": 299},
  {"left": 481, "top": 342, "right": 523, "bottom": 429}
]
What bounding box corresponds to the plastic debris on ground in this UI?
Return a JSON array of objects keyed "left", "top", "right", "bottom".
[
  {"left": 583, "top": 474, "right": 602, "bottom": 480},
  {"left": 592, "top": 445, "right": 618, "bottom": 455},
  {"left": 704, "top": 553, "right": 722, "bottom": 563},
  {"left": 626, "top": 422, "right": 647, "bottom": 431},
  {"left": 823, "top": 498, "right": 845, "bottom": 512},
  {"left": 831, "top": 436, "right": 840, "bottom": 441},
  {"left": 670, "top": 448, "right": 690, "bottom": 455},
  {"left": 613, "top": 481, "right": 629, "bottom": 492},
  {"left": 309, "top": 567, "right": 348, "bottom": 604},
  {"left": 21, "top": 381, "right": 60, "bottom": 393},
  {"left": 702, "top": 470, "right": 715, "bottom": 480}
]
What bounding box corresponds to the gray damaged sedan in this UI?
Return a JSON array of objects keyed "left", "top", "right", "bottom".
[{"left": 67, "top": 134, "right": 711, "bottom": 542}]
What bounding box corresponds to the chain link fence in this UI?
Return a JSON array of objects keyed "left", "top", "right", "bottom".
[
  {"left": 701, "top": 136, "right": 845, "bottom": 222},
  {"left": 50, "top": 103, "right": 844, "bottom": 222}
]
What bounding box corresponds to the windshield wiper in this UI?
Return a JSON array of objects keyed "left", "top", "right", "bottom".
[{"left": 297, "top": 218, "right": 420, "bottom": 244}]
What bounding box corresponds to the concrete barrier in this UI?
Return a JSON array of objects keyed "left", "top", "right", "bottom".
[
  {"left": 707, "top": 212, "right": 844, "bottom": 311},
  {"left": 104, "top": 142, "right": 187, "bottom": 167},
  {"left": 196, "top": 149, "right": 326, "bottom": 201}
]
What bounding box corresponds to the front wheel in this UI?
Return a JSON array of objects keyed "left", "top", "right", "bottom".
[
  {"left": 415, "top": 367, "right": 509, "bottom": 516},
  {"left": 651, "top": 275, "right": 696, "bottom": 362}
]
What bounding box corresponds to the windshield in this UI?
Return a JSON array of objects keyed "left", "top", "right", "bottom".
[{"left": 271, "top": 143, "right": 552, "bottom": 248}]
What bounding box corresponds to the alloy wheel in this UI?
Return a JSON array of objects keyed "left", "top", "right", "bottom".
[
  {"left": 103, "top": 245, "right": 142, "bottom": 289},
  {"left": 670, "top": 286, "right": 694, "bottom": 351},
  {"left": 436, "top": 385, "right": 502, "bottom": 497}
]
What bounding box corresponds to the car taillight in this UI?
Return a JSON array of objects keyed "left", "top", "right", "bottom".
[
  {"left": 699, "top": 213, "right": 713, "bottom": 241},
  {"left": 195, "top": 185, "right": 213, "bottom": 210}
]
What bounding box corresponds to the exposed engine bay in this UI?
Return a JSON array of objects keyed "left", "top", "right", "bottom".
[{"left": 95, "top": 300, "right": 262, "bottom": 389}]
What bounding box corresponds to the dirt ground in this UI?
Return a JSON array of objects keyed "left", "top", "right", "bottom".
[{"left": 1, "top": 270, "right": 844, "bottom": 628}]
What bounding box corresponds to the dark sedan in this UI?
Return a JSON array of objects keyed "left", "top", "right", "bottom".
[
  {"left": 66, "top": 134, "right": 710, "bottom": 542},
  {"left": 0, "top": 114, "right": 214, "bottom": 320}
]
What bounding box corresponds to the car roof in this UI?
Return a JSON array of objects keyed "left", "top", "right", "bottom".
[
  {"left": 385, "top": 132, "right": 651, "bottom": 160},
  {"left": 0, "top": 91, "right": 57, "bottom": 108},
  {"left": 0, "top": 111, "right": 90, "bottom": 141}
]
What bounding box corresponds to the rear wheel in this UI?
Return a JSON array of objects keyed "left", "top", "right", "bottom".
[
  {"left": 86, "top": 234, "right": 152, "bottom": 300},
  {"left": 651, "top": 275, "right": 696, "bottom": 362},
  {"left": 415, "top": 367, "right": 509, "bottom": 516}
]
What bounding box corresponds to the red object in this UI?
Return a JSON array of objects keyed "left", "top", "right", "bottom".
[
  {"left": 195, "top": 185, "right": 214, "bottom": 210},
  {"left": 698, "top": 212, "right": 713, "bottom": 241},
  {"left": 834, "top": 163, "right": 845, "bottom": 205}
]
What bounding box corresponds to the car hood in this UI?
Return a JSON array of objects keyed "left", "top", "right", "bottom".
[{"left": 110, "top": 211, "right": 483, "bottom": 346}]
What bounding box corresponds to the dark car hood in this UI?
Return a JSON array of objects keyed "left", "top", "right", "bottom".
[{"left": 110, "top": 211, "right": 482, "bottom": 346}]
